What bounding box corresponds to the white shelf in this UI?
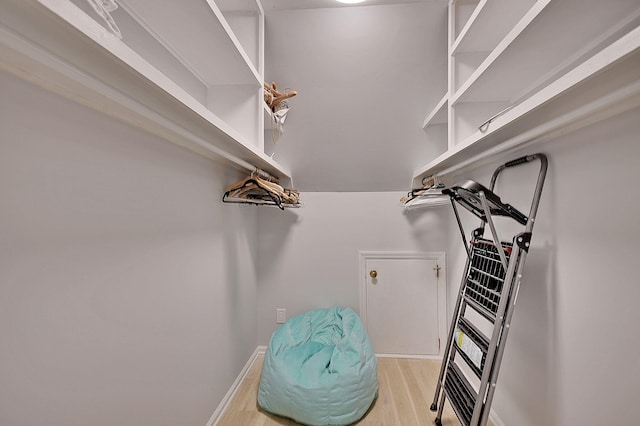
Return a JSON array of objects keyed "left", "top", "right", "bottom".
[
  {"left": 451, "top": 0, "right": 549, "bottom": 103},
  {"left": 451, "top": 0, "right": 480, "bottom": 42},
  {"left": 413, "top": 26, "right": 640, "bottom": 185},
  {"left": 116, "top": 0, "right": 260, "bottom": 85},
  {"left": 216, "top": 0, "right": 264, "bottom": 78},
  {"left": 452, "top": 0, "right": 640, "bottom": 106},
  {"left": 403, "top": 195, "right": 450, "bottom": 211},
  {"left": 422, "top": 93, "right": 448, "bottom": 128},
  {"left": 446, "top": 0, "right": 640, "bottom": 147},
  {"left": 0, "top": 0, "right": 290, "bottom": 179},
  {"left": 451, "top": 0, "right": 537, "bottom": 55},
  {"left": 422, "top": 93, "right": 448, "bottom": 156}
]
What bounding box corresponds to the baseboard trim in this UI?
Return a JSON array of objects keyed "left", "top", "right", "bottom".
[
  {"left": 376, "top": 353, "right": 443, "bottom": 360},
  {"left": 206, "top": 346, "right": 266, "bottom": 426}
]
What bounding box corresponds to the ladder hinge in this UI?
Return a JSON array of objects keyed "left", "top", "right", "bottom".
[
  {"left": 516, "top": 232, "right": 532, "bottom": 252},
  {"left": 473, "top": 227, "right": 484, "bottom": 238}
]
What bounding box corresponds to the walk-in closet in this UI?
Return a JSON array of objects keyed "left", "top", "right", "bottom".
[{"left": 1, "top": 0, "right": 639, "bottom": 425}]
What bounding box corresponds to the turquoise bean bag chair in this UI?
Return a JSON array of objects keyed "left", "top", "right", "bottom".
[{"left": 258, "top": 307, "right": 378, "bottom": 426}]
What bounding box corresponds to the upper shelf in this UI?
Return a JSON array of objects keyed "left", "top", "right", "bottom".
[
  {"left": 451, "top": 0, "right": 480, "bottom": 42},
  {"left": 116, "top": 0, "right": 261, "bottom": 86},
  {"left": 452, "top": 0, "right": 640, "bottom": 106},
  {"left": 216, "top": 0, "right": 264, "bottom": 78},
  {"left": 413, "top": 26, "right": 640, "bottom": 184},
  {"left": 451, "top": 0, "right": 537, "bottom": 56},
  {"left": 0, "top": 0, "right": 290, "bottom": 179}
]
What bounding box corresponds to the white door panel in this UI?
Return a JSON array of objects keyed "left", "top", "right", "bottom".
[{"left": 361, "top": 253, "right": 444, "bottom": 356}]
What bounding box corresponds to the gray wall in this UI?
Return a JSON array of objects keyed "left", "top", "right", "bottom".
[
  {"left": 0, "top": 72, "right": 259, "bottom": 426},
  {"left": 264, "top": 2, "right": 448, "bottom": 191},
  {"left": 257, "top": 191, "right": 452, "bottom": 344}
]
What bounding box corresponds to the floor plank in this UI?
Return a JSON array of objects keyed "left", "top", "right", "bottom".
[{"left": 217, "top": 355, "right": 483, "bottom": 426}]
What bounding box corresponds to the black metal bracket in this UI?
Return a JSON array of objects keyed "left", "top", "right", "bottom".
[
  {"left": 472, "top": 227, "right": 484, "bottom": 239},
  {"left": 515, "top": 232, "right": 532, "bottom": 252}
]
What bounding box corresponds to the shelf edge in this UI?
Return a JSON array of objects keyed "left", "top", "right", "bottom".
[{"left": 444, "top": 80, "right": 640, "bottom": 179}]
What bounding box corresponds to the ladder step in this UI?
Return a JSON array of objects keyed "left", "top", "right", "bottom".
[
  {"left": 469, "top": 240, "right": 512, "bottom": 289},
  {"left": 464, "top": 239, "right": 513, "bottom": 319},
  {"left": 454, "top": 317, "right": 489, "bottom": 379},
  {"left": 463, "top": 293, "right": 497, "bottom": 323},
  {"left": 444, "top": 363, "right": 477, "bottom": 426}
]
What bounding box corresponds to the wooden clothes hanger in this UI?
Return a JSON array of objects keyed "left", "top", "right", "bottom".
[
  {"left": 223, "top": 169, "right": 300, "bottom": 209},
  {"left": 401, "top": 176, "right": 437, "bottom": 204}
]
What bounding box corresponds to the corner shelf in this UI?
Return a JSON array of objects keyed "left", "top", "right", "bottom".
[
  {"left": 422, "top": 93, "right": 449, "bottom": 164},
  {"left": 0, "top": 0, "right": 289, "bottom": 180},
  {"left": 423, "top": 93, "right": 448, "bottom": 128}
]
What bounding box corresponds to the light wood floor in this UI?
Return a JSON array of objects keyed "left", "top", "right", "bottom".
[{"left": 217, "top": 355, "right": 477, "bottom": 426}]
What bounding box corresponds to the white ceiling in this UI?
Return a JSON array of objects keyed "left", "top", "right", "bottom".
[
  {"left": 264, "top": 1, "right": 448, "bottom": 191},
  {"left": 262, "top": 0, "right": 446, "bottom": 11}
]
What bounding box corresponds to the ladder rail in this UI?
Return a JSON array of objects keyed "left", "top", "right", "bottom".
[
  {"left": 477, "top": 154, "right": 548, "bottom": 424},
  {"left": 523, "top": 154, "right": 548, "bottom": 234},
  {"left": 477, "top": 153, "right": 549, "bottom": 238},
  {"left": 479, "top": 251, "right": 530, "bottom": 425},
  {"left": 470, "top": 247, "right": 521, "bottom": 425},
  {"left": 430, "top": 251, "right": 472, "bottom": 411}
]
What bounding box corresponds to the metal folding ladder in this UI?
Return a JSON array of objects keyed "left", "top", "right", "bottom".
[{"left": 431, "top": 153, "right": 548, "bottom": 426}]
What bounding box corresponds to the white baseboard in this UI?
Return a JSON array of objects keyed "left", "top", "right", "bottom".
[
  {"left": 206, "top": 346, "right": 266, "bottom": 426},
  {"left": 376, "top": 353, "right": 443, "bottom": 360}
]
